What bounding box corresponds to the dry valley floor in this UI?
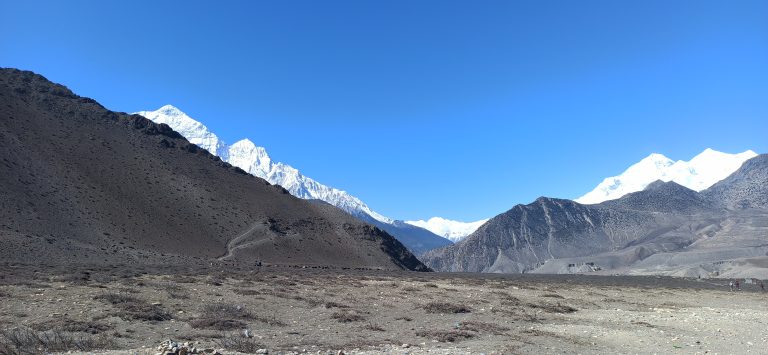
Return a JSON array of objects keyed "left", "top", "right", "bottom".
[{"left": 0, "top": 264, "right": 766, "bottom": 354}]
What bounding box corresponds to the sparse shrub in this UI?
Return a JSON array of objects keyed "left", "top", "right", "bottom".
[
  {"left": 324, "top": 301, "right": 350, "bottom": 309},
  {"left": 423, "top": 302, "right": 471, "bottom": 314},
  {"left": 31, "top": 318, "right": 113, "bottom": 334},
  {"left": 190, "top": 302, "right": 285, "bottom": 329},
  {"left": 216, "top": 333, "right": 265, "bottom": 353},
  {"left": 232, "top": 288, "right": 261, "bottom": 296},
  {"left": 94, "top": 293, "right": 171, "bottom": 321},
  {"left": 542, "top": 293, "right": 564, "bottom": 299},
  {"left": 527, "top": 302, "right": 577, "bottom": 313},
  {"left": 169, "top": 275, "right": 198, "bottom": 284},
  {"left": 93, "top": 293, "right": 139, "bottom": 305},
  {"left": 424, "top": 283, "right": 438, "bottom": 288},
  {"left": 0, "top": 327, "right": 115, "bottom": 354},
  {"left": 331, "top": 310, "right": 365, "bottom": 323},
  {"left": 189, "top": 319, "right": 247, "bottom": 331},
  {"left": 202, "top": 303, "right": 253, "bottom": 320},
  {"left": 363, "top": 322, "right": 385, "bottom": 331},
  {"left": 415, "top": 330, "right": 475, "bottom": 342},
  {"left": 458, "top": 321, "right": 509, "bottom": 334},
  {"left": 206, "top": 274, "right": 226, "bottom": 286}
]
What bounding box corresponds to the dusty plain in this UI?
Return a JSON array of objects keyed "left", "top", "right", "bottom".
[{"left": 1, "top": 264, "right": 766, "bottom": 354}]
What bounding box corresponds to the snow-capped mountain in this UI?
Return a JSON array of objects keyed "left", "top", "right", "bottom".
[
  {"left": 137, "top": 105, "right": 229, "bottom": 159},
  {"left": 576, "top": 148, "right": 758, "bottom": 204},
  {"left": 135, "top": 105, "right": 455, "bottom": 254},
  {"left": 405, "top": 217, "right": 488, "bottom": 242},
  {"left": 225, "top": 138, "right": 393, "bottom": 224},
  {"left": 135, "top": 105, "right": 392, "bottom": 224}
]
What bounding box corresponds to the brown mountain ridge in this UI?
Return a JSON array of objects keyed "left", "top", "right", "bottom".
[{"left": 0, "top": 68, "right": 427, "bottom": 271}]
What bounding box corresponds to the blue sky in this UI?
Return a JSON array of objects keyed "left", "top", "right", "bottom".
[{"left": 2, "top": 1, "right": 767, "bottom": 221}]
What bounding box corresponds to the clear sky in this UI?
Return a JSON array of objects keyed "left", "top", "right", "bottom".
[{"left": 2, "top": 1, "right": 767, "bottom": 221}]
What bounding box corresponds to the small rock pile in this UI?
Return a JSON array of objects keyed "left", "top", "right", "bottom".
[{"left": 156, "top": 340, "right": 222, "bottom": 355}]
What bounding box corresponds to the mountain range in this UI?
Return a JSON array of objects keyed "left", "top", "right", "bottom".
[
  {"left": 405, "top": 217, "right": 489, "bottom": 242},
  {"left": 0, "top": 68, "right": 427, "bottom": 271},
  {"left": 135, "top": 105, "right": 481, "bottom": 253},
  {"left": 4, "top": 67, "right": 766, "bottom": 278},
  {"left": 423, "top": 154, "right": 768, "bottom": 278},
  {"left": 576, "top": 149, "right": 757, "bottom": 204}
]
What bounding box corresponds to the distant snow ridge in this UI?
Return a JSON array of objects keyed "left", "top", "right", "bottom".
[
  {"left": 137, "top": 105, "right": 229, "bottom": 160},
  {"left": 576, "top": 148, "right": 758, "bottom": 204},
  {"left": 134, "top": 105, "right": 395, "bottom": 224},
  {"left": 405, "top": 217, "right": 488, "bottom": 242}
]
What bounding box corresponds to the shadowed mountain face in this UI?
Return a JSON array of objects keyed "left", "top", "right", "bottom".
[
  {"left": 597, "top": 180, "right": 715, "bottom": 214},
  {"left": 702, "top": 155, "right": 768, "bottom": 210},
  {"left": 424, "top": 157, "right": 768, "bottom": 278},
  {"left": 0, "top": 68, "right": 428, "bottom": 271}
]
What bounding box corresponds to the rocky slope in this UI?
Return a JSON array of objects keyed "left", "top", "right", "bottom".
[
  {"left": 135, "top": 105, "right": 452, "bottom": 254},
  {"left": 702, "top": 154, "right": 768, "bottom": 210},
  {"left": 0, "top": 68, "right": 428, "bottom": 271},
  {"left": 424, "top": 155, "right": 768, "bottom": 277}
]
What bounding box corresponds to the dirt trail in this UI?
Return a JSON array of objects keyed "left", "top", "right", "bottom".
[{"left": 217, "top": 221, "right": 268, "bottom": 261}]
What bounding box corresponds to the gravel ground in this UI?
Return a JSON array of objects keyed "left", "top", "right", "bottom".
[{"left": 1, "top": 265, "right": 766, "bottom": 354}]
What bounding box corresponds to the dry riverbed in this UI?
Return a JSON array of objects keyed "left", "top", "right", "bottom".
[{"left": 0, "top": 264, "right": 766, "bottom": 354}]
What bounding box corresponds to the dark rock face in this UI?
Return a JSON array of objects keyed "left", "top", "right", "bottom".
[
  {"left": 702, "top": 154, "right": 768, "bottom": 210},
  {"left": 597, "top": 180, "right": 715, "bottom": 214},
  {"left": 0, "top": 68, "right": 427, "bottom": 271},
  {"left": 424, "top": 155, "right": 768, "bottom": 276}
]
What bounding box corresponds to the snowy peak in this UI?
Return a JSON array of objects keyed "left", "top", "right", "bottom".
[
  {"left": 133, "top": 105, "right": 394, "bottom": 225},
  {"left": 405, "top": 217, "right": 488, "bottom": 242},
  {"left": 228, "top": 139, "right": 272, "bottom": 176},
  {"left": 135, "top": 105, "right": 228, "bottom": 159},
  {"left": 576, "top": 148, "right": 758, "bottom": 204}
]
